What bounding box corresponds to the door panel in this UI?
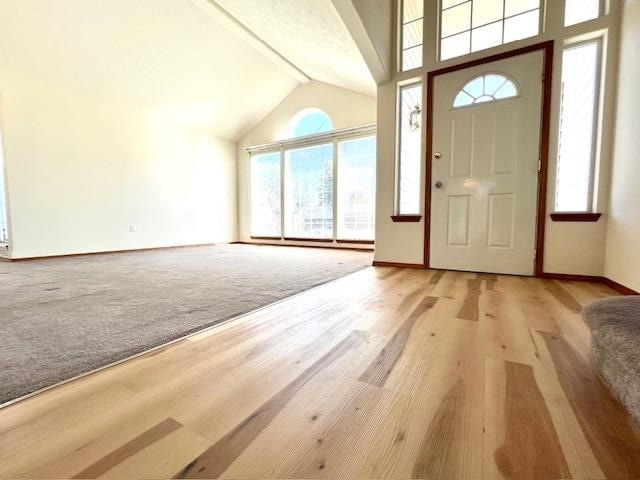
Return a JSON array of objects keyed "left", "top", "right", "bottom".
[
  {"left": 448, "top": 195, "right": 470, "bottom": 246},
  {"left": 430, "top": 51, "right": 543, "bottom": 275}
]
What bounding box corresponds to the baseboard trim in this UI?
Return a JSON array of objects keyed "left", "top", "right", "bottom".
[
  {"left": 237, "top": 241, "right": 374, "bottom": 253},
  {"left": 602, "top": 277, "right": 639, "bottom": 295},
  {"left": 541, "top": 272, "right": 639, "bottom": 295},
  {"left": 372, "top": 261, "right": 425, "bottom": 269},
  {"left": 539, "top": 272, "right": 603, "bottom": 283},
  {"left": 7, "top": 243, "right": 219, "bottom": 262}
]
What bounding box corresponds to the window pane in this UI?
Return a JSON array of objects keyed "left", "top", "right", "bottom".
[
  {"left": 402, "top": 45, "right": 423, "bottom": 71},
  {"left": 284, "top": 144, "right": 334, "bottom": 239},
  {"left": 503, "top": 9, "right": 539, "bottom": 43},
  {"left": 0, "top": 128, "right": 8, "bottom": 243},
  {"left": 440, "top": 0, "right": 540, "bottom": 61},
  {"left": 471, "top": 21, "right": 503, "bottom": 52},
  {"left": 453, "top": 74, "right": 518, "bottom": 108},
  {"left": 505, "top": 0, "right": 539, "bottom": 17},
  {"left": 556, "top": 42, "right": 600, "bottom": 212},
  {"left": 398, "top": 83, "right": 422, "bottom": 215},
  {"left": 401, "top": 0, "right": 424, "bottom": 71},
  {"left": 473, "top": 0, "right": 504, "bottom": 28},
  {"left": 442, "top": 2, "right": 472, "bottom": 37},
  {"left": 337, "top": 137, "right": 376, "bottom": 241},
  {"left": 441, "top": 31, "right": 471, "bottom": 60},
  {"left": 250, "top": 152, "right": 281, "bottom": 237},
  {"left": 565, "top": 0, "right": 600, "bottom": 26},
  {"left": 293, "top": 111, "right": 333, "bottom": 137}
]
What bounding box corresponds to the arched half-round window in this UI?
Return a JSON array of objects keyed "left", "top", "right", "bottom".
[
  {"left": 290, "top": 109, "right": 333, "bottom": 137},
  {"left": 453, "top": 74, "right": 519, "bottom": 109}
]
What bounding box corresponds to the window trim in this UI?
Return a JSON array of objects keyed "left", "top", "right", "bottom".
[
  {"left": 395, "top": 80, "right": 424, "bottom": 217},
  {"left": 555, "top": 37, "right": 603, "bottom": 213},
  {"left": 451, "top": 72, "right": 520, "bottom": 109},
  {"left": 437, "top": 0, "right": 543, "bottom": 61},
  {"left": 564, "top": 0, "right": 606, "bottom": 27},
  {"left": 249, "top": 150, "right": 283, "bottom": 239},
  {"left": 247, "top": 124, "right": 377, "bottom": 244},
  {"left": 399, "top": 0, "right": 425, "bottom": 72}
]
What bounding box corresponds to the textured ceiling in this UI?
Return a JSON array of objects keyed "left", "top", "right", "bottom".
[
  {"left": 213, "top": 0, "right": 377, "bottom": 96},
  {"left": 0, "top": 0, "right": 300, "bottom": 140}
]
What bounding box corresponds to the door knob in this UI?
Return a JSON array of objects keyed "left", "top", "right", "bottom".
[
  {"left": 434, "top": 152, "right": 443, "bottom": 159},
  {"left": 435, "top": 181, "right": 443, "bottom": 189}
]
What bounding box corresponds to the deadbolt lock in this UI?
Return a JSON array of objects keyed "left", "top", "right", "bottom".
[{"left": 434, "top": 152, "right": 443, "bottom": 159}]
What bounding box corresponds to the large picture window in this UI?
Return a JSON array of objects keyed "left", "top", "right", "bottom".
[
  {"left": 337, "top": 136, "right": 376, "bottom": 241},
  {"left": 284, "top": 144, "right": 334, "bottom": 240},
  {"left": 250, "top": 151, "right": 281, "bottom": 238},
  {"left": 249, "top": 124, "right": 376, "bottom": 243}
]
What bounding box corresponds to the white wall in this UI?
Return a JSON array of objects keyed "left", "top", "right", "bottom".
[
  {"left": 604, "top": 0, "right": 640, "bottom": 291},
  {"left": 374, "top": 0, "right": 620, "bottom": 275},
  {"left": 0, "top": 68, "right": 237, "bottom": 259},
  {"left": 237, "top": 81, "right": 377, "bottom": 246}
]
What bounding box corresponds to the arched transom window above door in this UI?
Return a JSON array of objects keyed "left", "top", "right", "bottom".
[{"left": 453, "top": 73, "right": 519, "bottom": 108}]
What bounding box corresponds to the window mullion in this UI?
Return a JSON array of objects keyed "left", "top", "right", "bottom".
[
  {"left": 279, "top": 147, "right": 285, "bottom": 239},
  {"left": 332, "top": 138, "right": 338, "bottom": 242}
]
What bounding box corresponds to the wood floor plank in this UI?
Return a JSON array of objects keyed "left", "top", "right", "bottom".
[
  {"left": 359, "top": 296, "right": 438, "bottom": 387},
  {"left": 544, "top": 280, "right": 583, "bottom": 314},
  {"left": 174, "top": 330, "right": 368, "bottom": 478},
  {"left": 457, "top": 278, "right": 482, "bottom": 321},
  {"left": 484, "top": 358, "right": 571, "bottom": 480},
  {"left": 72, "top": 418, "right": 183, "bottom": 478},
  {"left": 481, "top": 289, "right": 539, "bottom": 365}
]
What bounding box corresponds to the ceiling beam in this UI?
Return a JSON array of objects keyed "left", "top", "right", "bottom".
[
  {"left": 331, "top": 0, "right": 392, "bottom": 85},
  {"left": 189, "top": 0, "right": 311, "bottom": 85}
]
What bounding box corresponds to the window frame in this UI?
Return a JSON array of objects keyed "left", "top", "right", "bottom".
[
  {"left": 248, "top": 150, "right": 283, "bottom": 240},
  {"left": 437, "top": 0, "right": 544, "bottom": 61},
  {"left": 336, "top": 135, "right": 377, "bottom": 242},
  {"left": 564, "top": 0, "right": 606, "bottom": 27},
  {"left": 399, "top": 0, "right": 425, "bottom": 72},
  {"left": 394, "top": 80, "right": 424, "bottom": 221},
  {"left": 451, "top": 72, "right": 521, "bottom": 109},
  {"left": 554, "top": 37, "right": 604, "bottom": 215},
  {"left": 247, "top": 124, "right": 377, "bottom": 244}
]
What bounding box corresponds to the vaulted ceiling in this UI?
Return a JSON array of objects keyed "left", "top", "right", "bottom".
[
  {"left": 212, "top": 0, "right": 378, "bottom": 96},
  {"left": 0, "top": 0, "right": 379, "bottom": 141}
]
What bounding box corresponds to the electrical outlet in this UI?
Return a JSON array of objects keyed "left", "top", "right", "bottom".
[{"left": 129, "top": 224, "right": 136, "bottom": 233}]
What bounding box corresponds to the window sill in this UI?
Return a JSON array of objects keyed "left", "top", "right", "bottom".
[
  {"left": 250, "top": 236, "right": 282, "bottom": 240},
  {"left": 336, "top": 239, "right": 375, "bottom": 245},
  {"left": 391, "top": 215, "right": 422, "bottom": 223},
  {"left": 283, "top": 237, "right": 334, "bottom": 243},
  {"left": 550, "top": 212, "right": 602, "bottom": 222}
]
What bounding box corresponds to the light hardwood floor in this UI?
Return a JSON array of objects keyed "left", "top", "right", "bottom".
[{"left": 1, "top": 267, "right": 640, "bottom": 479}]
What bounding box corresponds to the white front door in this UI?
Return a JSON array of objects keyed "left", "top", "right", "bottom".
[{"left": 429, "top": 51, "right": 544, "bottom": 276}]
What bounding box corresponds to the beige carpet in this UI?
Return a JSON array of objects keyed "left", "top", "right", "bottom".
[{"left": 0, "top": 244, "right": 372, "bottom": 404}]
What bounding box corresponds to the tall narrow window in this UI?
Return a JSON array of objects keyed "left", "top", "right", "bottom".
[
  {"left": 337, "top": 136, "right": 376, "bottom": 241},
  {"left": 397, "top": 82, "right": 422, "bottom": 215},
  {"left": 555, "top": 41, "right": 601, "bottom": 212},
  {"left": 284, "top": 144, "right": 334, "bottom": 239},
  {"left": 440, "top": 0, "right": 541, "bottom": 61},
  {"left": 250, "top": 151, "right": 281, "bottom": 237},
  {"left": 565, "top": 0, "right": 601, "bottom": 26},
  {"left": 401, "top": 0, "right": 424, "bottom": 71},
  {"left": 0, "top": 127, "right": 8, "bottom": 244}
]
